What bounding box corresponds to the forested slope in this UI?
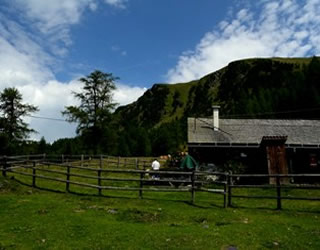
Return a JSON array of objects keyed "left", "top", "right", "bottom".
[{"left": 112, "top": 56, "right": 320, "bottom": 156}]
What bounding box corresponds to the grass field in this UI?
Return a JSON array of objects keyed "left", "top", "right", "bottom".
[{"left": 1, "top": 170, "right": 320, "bottom": 250}]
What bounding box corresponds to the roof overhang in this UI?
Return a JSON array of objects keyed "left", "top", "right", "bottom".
[
  {"left": 261, "top": 135, "right": 287, "bottom": 145},
  {"left": 188, "top": 142, "right": 260, "bottom": 148},
  {"left": 188, "top": 142, "right": 320, "bottom": 149}
]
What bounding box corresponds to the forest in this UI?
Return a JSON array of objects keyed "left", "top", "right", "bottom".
[{"left": 1, "top": 56, "right": 320, "bottom": 156}]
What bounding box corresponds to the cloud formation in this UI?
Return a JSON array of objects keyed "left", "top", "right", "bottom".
[
  {"left": 17, "top": 80, "right": 144, "bottom": 142},
  {"left": 104, "top": 0, "right": 128, "bottom": 9},
  {"left": 111, "top": 45, "right": 127, "bottom": 56},
  {"left": 114, "top": 84, "right": 146, "bottom": 105},
  {"left": 167, "top": 0, "right": 320, "bottom": 83},
  {"left": 0, "top": 0, "right": 143, "bottom": 142},
  {"left": 0, "top": 14, "right": 54, "bottom": 87},
  {"left": 9, "top": 0, "right": 127, "bottom": 56},
  {"left": 10, "top": 0, "right": 97, "bottom": 55}
]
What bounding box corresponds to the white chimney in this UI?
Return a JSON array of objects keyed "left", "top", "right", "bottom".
[{"left": 212, "top": 106, "right": 220, "bottom": 131}]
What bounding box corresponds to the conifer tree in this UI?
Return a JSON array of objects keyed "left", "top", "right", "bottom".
[
  {"left": 0, "top": 87, "right": 38, "bottom": 141},
  {"left": 62, "top": 70, "right": 118, "bottom": 153}
]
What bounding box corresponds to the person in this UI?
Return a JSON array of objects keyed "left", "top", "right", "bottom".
[{"left": 151, "top": 159, "right": 160, "bottom": 180}]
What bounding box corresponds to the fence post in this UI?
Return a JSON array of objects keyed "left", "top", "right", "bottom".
[
  {"left": 276, "top": 175, "right": 282, "bottom": 210},
  {"left": 66, "top": 164, "right": 70, "bottom": 192},
  {"left": 144, "top": 162, "right": 147, "bottom": 170},
  {"left": 191, "top": 171, "right": 196, "bottom": 204},
  {"left": 139, "top": 171, "right": 144, "bottom": 199},
  {"left": 228, "top": 171, "right": 232, "bottom": 207},
  {"left": 117, "top": 157, "right": 120, "bottom": 168},
  {"left": 223, "top": 172, "right": 228, "bottom": 208},
  {"left": 106, "top": 156, "right": 109, "bottom": 168},
  {"left": 136, "top": 159, "right": 139, "bottom": 170},
  {"left": 100, "top": 155, "right": 104, "bottom": 168},
  {"left": 81, "top": 154, "right": 84, "bottom": 167},
  {"left": 61, "top": 154, "right": 64, "bottom": 163},
  {"left": 2, "top": 156, "right": 7, "bottom": 177},
  {"left": 98, "top": 155, "right": 102, "bottom": 196},
  {"left": 32, "top": 161, "right": 36, "bottom": 187}
]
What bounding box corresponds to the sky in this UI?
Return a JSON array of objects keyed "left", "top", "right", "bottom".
[{"left": 0, "top": 0, "right": 320, "bottom": 142}]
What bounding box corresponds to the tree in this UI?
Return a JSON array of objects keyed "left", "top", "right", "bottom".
[
  {"left": 37, "top": 136, "right": 48, "bottom": 154},
  {"left": 62, "top": 70, "right": 118, "bottom": 153},
  {"left": 0, "top": 87, "right": 38, "bottom": 143}
]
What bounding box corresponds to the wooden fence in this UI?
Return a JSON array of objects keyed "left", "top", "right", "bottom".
[
  {"left": 1, "top": 155, "right": 320, "bottom": 210},
  {"left": 227, "top": 173, "right": 320, "bottom": 209}
]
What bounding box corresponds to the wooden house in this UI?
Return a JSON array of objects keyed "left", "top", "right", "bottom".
[{"left": 188, "top": 107, "right": 320, "bottom": 176}]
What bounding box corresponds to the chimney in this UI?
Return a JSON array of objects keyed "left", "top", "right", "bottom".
[{"left": 212, "top": 106, "right": 220, "bottom": 131}]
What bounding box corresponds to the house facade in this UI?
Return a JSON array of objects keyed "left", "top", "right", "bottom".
[{"left": 188, "top": 107, "right": 320, "bottom": 175}]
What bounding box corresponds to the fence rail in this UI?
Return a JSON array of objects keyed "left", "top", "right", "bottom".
[
  {"left": 1, "top": 155, "right": 320, "bottom": 209},
  {"left": 227, "top": 173, "right": 320, "bottom": 209}
]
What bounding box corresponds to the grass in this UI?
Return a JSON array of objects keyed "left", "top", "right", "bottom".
[
  {"left": 1, "top": 167, "right": 320, "bottom": 249},
  {"left": 159, "top": 82, "right": 195, "bottom": 126}
]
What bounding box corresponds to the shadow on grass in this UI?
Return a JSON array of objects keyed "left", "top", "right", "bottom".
[
  {"left": 183, "top": 200, "right": 225, "bottom": 209},
  {"left": 11, "top": 176, "right": 219, "bottom": 206},
  {"left": 12, "top": 177, "right": 66, "bottom": 194}
]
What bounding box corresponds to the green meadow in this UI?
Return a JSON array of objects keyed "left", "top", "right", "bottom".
[{"left": 1, "top": 171, "right": 320, "bottom": 250}]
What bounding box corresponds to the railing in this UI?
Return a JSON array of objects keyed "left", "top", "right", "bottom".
[
  {"left": 0, "top": 156, "right": 227, "bottom": 206},
  {"left": 1, "top": 155, "right": 320, "bottom": 210},
  {"left": 228, "top": 173, "right": 320, "bottom": 209},
  {"left": 0, "top": 154, "right": 155, "bottom": 169}
]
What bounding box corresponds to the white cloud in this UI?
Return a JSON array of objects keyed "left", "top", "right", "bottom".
[
  {"left": 111, "top": 45, "right": 127, "bottom": 56},
  {"left": 9, "top": 0, "right": 128, "bottom": 56},
  {"left": 15, "top": 0, "right": 91, "bottom": 29},
  {"left": 11, "top": 0, "right": 97, "bottom": 50},
  {"left": 104, "top": 0, "right": 128, "bottom": 9},
  {"left": 17, "top": 80, "right": 82, "bottom": 142},
  {"left": 167, "top": 0, "right": 320, "bottom": 83},
  {"left": 114, "top": 84, "right": 146, "bottom": 106},
  {"left": 2, "top": 76, "right": 145, "bottom": 143},
  {"left": 0, "top": 0, "right": 143, "bottom": 143},
  {"left": 0, "top": 16, "right": 54, "bottom": 86},
  {"left": 0, "top": 21, "right": 144, "bottom": 143},
  {"left": 15, "top": 80, "right": 146, "bottom": 142}
]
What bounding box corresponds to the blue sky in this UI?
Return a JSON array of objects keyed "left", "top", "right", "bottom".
[
  {"left": 45, "top": 0, "right": 232, "bottom": 86},
  {"left": 0, "top": 0, "right": 320, "bottom": 142}
]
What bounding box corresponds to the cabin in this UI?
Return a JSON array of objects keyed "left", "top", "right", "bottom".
[{"left": 188, "top": 106, "right": 320, "bottom": 177}]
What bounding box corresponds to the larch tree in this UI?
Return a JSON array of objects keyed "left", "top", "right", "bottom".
[
  {"left": 62, "top": 70, "right": 118, "bottom": 153},
  {"left": 0, "top": 87, "right": 38, "bottom": 141},
  {"left": 0, "top": 87, "right": 38, "bottom": 153}
]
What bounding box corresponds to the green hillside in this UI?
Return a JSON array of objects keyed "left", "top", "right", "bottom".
[
  {"left": 115, "top": 56, "right": 320, "bottom": 126},
  {"left": 113, "top": 69, "right": 224, "bottom": 128},
  {"left": 112, "top": 56, "right": 320, "bottom": 156},
  {"left": 217, "top": 57, "right": 320, "bottom": 118},
  {"left": 114, "top": 81, "right": 197, "bottom": 128}
]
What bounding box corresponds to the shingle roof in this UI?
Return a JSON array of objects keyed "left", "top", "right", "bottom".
[{"left": 188, "top": 118, "right": 320, "bottom": 148}]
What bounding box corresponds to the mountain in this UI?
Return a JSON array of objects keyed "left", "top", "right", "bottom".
[
  {"left": 112, "top": 56, "right": 320, "bottom": 156},
  {"left": 113, "top": 68, "right": 223, "bottom": 128},
  {"left": 115, "top": 56, "right": 320, "bottom": 127},
  {"left": 217, "top": 57, "right": 320, "bottom": 119}
]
